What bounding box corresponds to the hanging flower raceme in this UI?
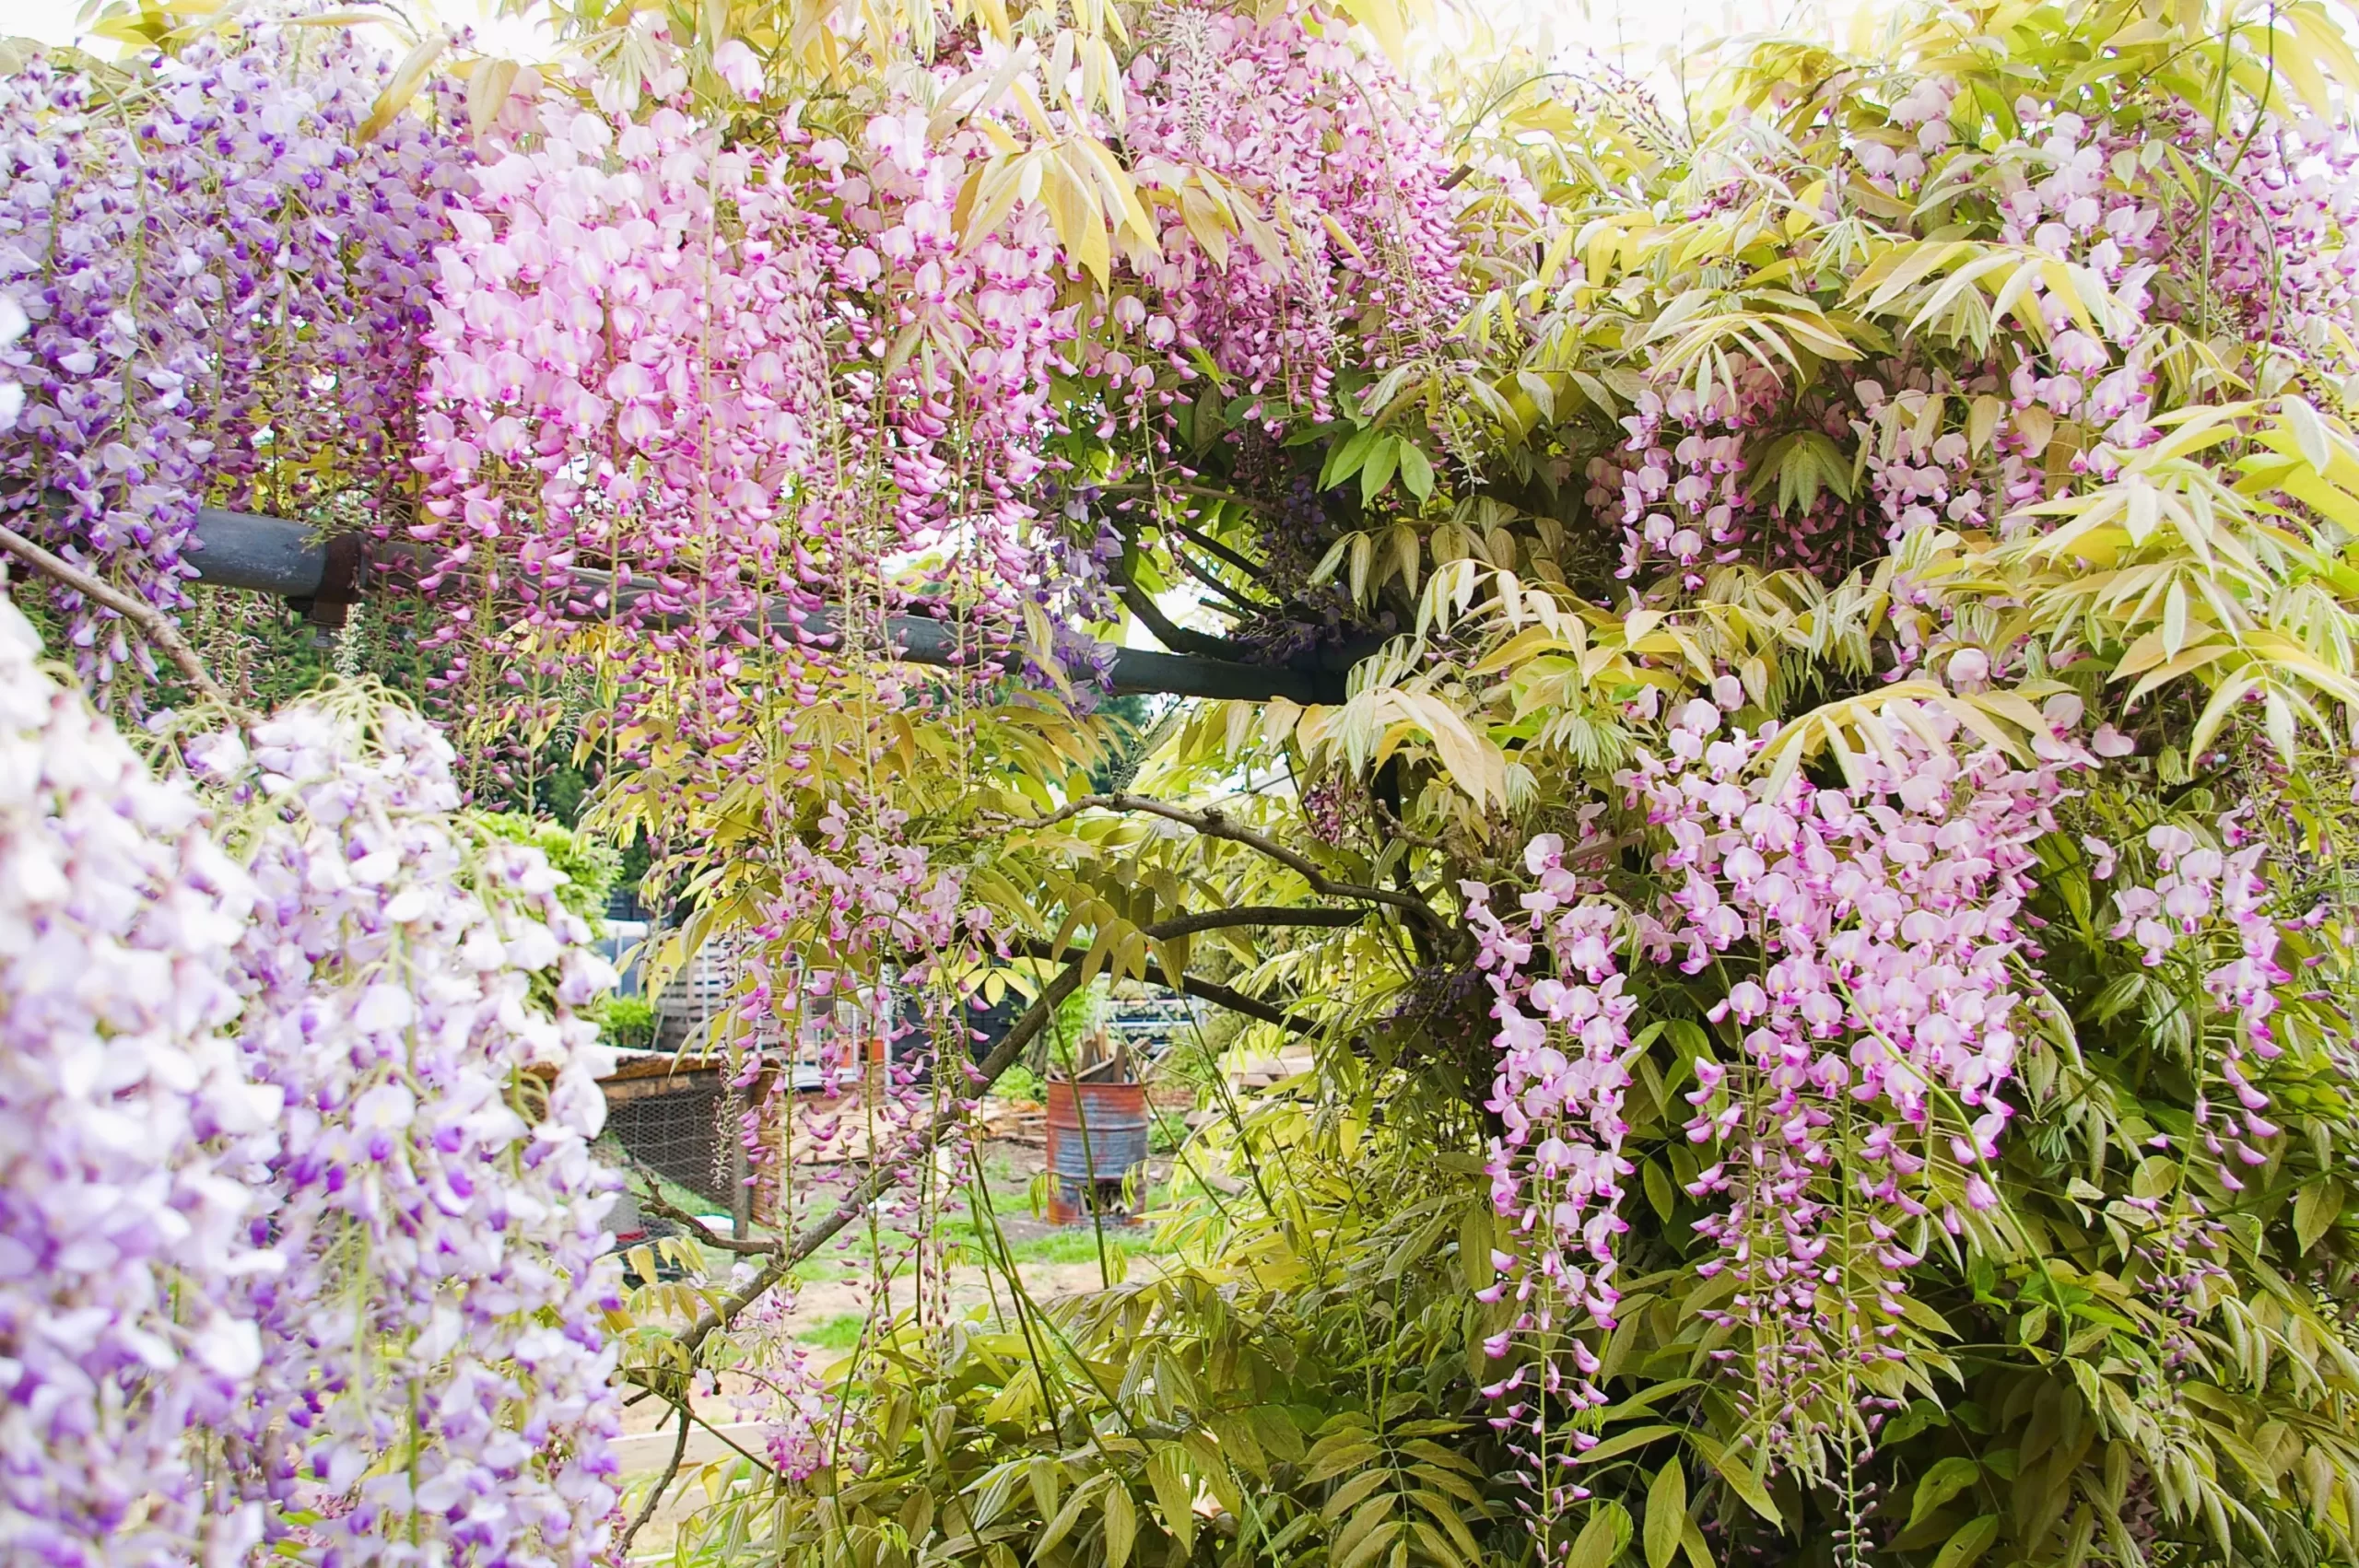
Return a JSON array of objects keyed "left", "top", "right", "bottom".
[
  {"left": 411, "top": 80, "right": 842, "bottom": 743},
  {"left": 0, "top": 23, "right": 468, "bottom": 689},
  {"left": 1462, "top": 833, "right": 1637, "bottom": 1553},
  {"left": 1622, "top": 686, "right": 2085, "bottom": 1469},
  {"left": 2104, "top": 812, "right": 2294, "bottom": 1193},
  {"left": 1117, "top": 2, "right": 1466, "bottom": 428},
  {"left": 416, "top": 64, "right": 1097, "bottom": 752},
  {"left": 188, "top": 687, "right": 624, "bottom": 1566},
  {"left": 815, "top": 86, "right": 1076, "bottom": 617},
  {"left": 1585, "top": 368, "right": 1781, "bottom": 586},
  {"left": 719, "top": 800, "right": 980, "bottom": 1473},
  {"left": 0, "top": 594, "right": 279, "bottom": 1568}
]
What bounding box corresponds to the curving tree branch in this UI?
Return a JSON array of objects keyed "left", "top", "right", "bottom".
[
  {"left": 637, "top": 1184, "right": 784, "bottom": 1256},
  {"left": 1117, "top": 578, "right": 1261, "bottom": 662},
  {"left": 1008, "top": 939, "right": 1312, "bottom": 1032},
  {"left": 615, "top": 896, "right": 1376, "bottom": 1529},
  {"left": 617, "top": 1410, "right": 690, "bottom": 1555},
  {"left": 0, "top": 522, "right": 241, "bottom": 710},
  {"left": 1009, "top": 792, "right": 1450, "bottom": 940}
]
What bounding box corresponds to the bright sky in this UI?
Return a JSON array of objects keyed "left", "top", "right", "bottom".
[
  {"left": 6, "top": 0, "right": 553, "bottom": 57},
  {"left": 6, "top": 0, "right": 1860, "bottom": 72}
]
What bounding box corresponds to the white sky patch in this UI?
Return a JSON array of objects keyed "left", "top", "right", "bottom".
[{"left": 5, "top": 0, "right": 553, "bottom": 58}]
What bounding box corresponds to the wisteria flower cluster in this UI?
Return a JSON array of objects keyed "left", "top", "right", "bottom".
[
  {"left": 2106, "top": 814, "right": 2292, "bottom": 1193},
  {"left": 1465, "top": 683, "right": 2098, "bottom": 1480},
  {"left": 0, "top": 23, "right": 467, "bottom": 688},
  {"left": 1627, "top": 691, "right": 2084, "bottom": 1463},
  {"left": 192, "top": 688, "right": 623, "bottom": 1566},
  {"left": 719, "top": 801, "right": 979, "bottom": 1471},
  {"left": 1585, "top": 370, "right": 1779, "bottom": 585},
  {"left": 1118, "top": 4, "right": 1465, "bottom": 428},
  {"left": 0, "top": 587, "right": 624, "bottom": 1567},
  {"left": 0, "top": 594, "right": 276, "bottom": 1568},
  {"left": 412, "top": 83, "right": 840, "bottom": 741},
  {"left": 1462, "top": 833, "right": 1636, "bottom": 1550}
]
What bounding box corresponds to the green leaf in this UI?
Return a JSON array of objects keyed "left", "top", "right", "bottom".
[
  {"left": 1881, "top": 1399, "right": 1951, "bottom": 1446},
  {"left": 1035, "top": 1473, "right": 1106, "bottom": 1556},
  {"left": 1644, "top": 1160, "right": 1677, "bottom": 1223},
  {"left": 1027, "top": 1455, "right": 1061, "bottom": 1521},
  {"left": 1360, "top": 437, "right": 1402, "bottom": 505},
  {"left": 1707, "top": 1444, "right": 1781, "bottom": 1526},
  {"left": 1102, "top": 1482, "right": 1136, "bottom": 1568},
  {"left": 2296, "top": 1180, "right": 2343, "bottom": 1253},
  {"left": 1908, "top": 1457, "right": 1982, "bottom": 1530},
  {"left": 1323, "top": 1468, "right": 1395, "bottom": 1523},
  {"left": 1459, "top": 1207, "right": 1495, "bottom": 1293},
  {"left": 1568, "top": 1502, "right": 1632, "bottom": 1568},
  {"left": 1303, "top": 1440, "right": 1384, "bottom": 1484},
  {"left": 2283, "top": 394, "right": 2332, "bottom": 474},
  {"left": 1931, "top": 1514, "right": 2001, "bottom": 1568},
  {"left": 1147, "top": 1444, "right": 1196, "bottom": 1556},
  {"left": 1578, "top": 1425, "right": 1682, "bottom": 1466},
  {"left": 1645, "top": 1460, "right": 1688, "bottom": 1568},
  {"left": 1399, "top": 443, "right": 1436, "bottom": 502},
  {"left": 1337, "top": 1512, "right": 1402, "bottom": 1568},
  {"left": 1320, "top": 425, "right": 1379, "bottom": 489}
]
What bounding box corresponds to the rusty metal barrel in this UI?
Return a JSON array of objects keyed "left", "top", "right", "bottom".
[{"left": 1043, "top": 1080, "right": 1149, "bottom": 1224}]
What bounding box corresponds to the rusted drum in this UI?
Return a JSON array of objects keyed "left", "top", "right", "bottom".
[{"left": 1043, "top": 1081, "right": 1149, "bottom": 1224}]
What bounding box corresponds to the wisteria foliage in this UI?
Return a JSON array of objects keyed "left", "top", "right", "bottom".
[{"left": 13, "top": 0, "right": 2359, "bottom": 1566}]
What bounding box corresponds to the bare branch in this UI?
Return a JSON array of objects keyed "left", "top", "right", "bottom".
[
  {"left": 0, "top": 522, "right": 241, "bottom": 710},
  {"left": 637, "top": 1184, "right": 783, "bottom": 1256},
  {"left": 1142, "top": 903, "right": 1367, "bottom": 939},
  {"left": 1008, "top": 792, "right": 1449, "bottom": 939},
  {"left": 1118, "top": 579, "right": 1257, "bottom": 662},
  {"left": 1009, "top": 939, "right": 1309, "bottom": 1032},
  {"left": 616, "top": 1409, "right": 690, "bottom": 1556},
  {"left": 1168, "top": 544, "right": 1277, "bottom": 615},
  {"left": 1166, "top": 519, "right": 1271, "bottom": 581}
]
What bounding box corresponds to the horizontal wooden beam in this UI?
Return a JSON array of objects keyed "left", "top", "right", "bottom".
[{"left": 179, "top": 508, "right": 1346, "bottom": 704}]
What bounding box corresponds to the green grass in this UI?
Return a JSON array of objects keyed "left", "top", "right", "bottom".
[
  {"left": 798, "top": 1313, "right": 870, "bottom": 1351},
  {"left": 1003, "top": 1226, "right": 1160, "bottom": 1265}
]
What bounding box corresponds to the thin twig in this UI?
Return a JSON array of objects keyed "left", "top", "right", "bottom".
[
  {"left": 1101, "top": 478, "right": 1265, "bottom": 514},
  {"left": 616, "top": 899, "right": 1372, "bottom": 1536},
  {"left": 665, "top": 957, "right": 1090, "bottom": 1365},
  {"left": 638, "top": 1185, "right": 784, "bottom": 1256},
  {"left": 0, "top": 521, "right": 241, "bottom": 710},
  {"left": 616, "top": 1409, "right": 690, "bottom": 1556},
  {"left": 1118, "top": 579, "right": 1255, "bottom": 661},
  {"left": 1168, "top": 544, "right": 1278, "bottom": 615},
  {"left": 659, "top": 902, "right": 1351, "bottom": 1365},
  {"left": 1008, "top": 939, "right": 1309, "bottom": 1032},
  {"left": 1165, "top": 519, "right": 1271, "bottom": 581}
]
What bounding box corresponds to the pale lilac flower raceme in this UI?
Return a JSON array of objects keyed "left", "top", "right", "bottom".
[
  {"left": 189, "top": 690, "right": 625, "bottom": 1566},
  {"left": 0, "top": 292, "right": 26, "bottom": 433},
  {"left": 0, "top": 595, "right": 278, "bottom": 1568}
]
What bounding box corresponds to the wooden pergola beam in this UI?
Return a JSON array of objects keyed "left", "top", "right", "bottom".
[{"left": 179, "top": 507, "right": 1349, "bottom": 704}]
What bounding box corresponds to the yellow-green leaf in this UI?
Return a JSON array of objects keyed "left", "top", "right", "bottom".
[
  {"left": 2296, "top": 1180, "right": 2344, "bottom": 1253},
  {"left": 1102, "top": 1481, "right": 1136, "bottom": 1568},
  {"left": 1931, "top": 1515, "right": 2001, "bottom": 1568},
  {"left": 1567, "top": 1502, "right": 1631, "bottom": 1568},
  {"left": 1645, "top": 1460, "right": 1688, "bottom": 1568}
]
